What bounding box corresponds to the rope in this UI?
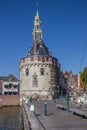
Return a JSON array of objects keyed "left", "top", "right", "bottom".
[{"left": 79, "top": 39, "right": 87, "bottom": 72}]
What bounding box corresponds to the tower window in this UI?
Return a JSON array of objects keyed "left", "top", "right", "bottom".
[
  {"left": 32, "top": 73, "right": 38, "bottom": 87},
  {"left": 37, "top": 25, "right": 39, "bottom": 30},
  {"left": 40, "top": 68, "right": 44, "bottom": 75},
  {"left": 36, "top": 19, "right": 39, "bottom": 22},
  {"left": 26, "top": 68, "right": 29, "bottom": 76}
]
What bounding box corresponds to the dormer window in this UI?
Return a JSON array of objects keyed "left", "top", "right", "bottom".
[
  {"left": 4, "top": 85, "right": 9, "bottom": 89},
  {"left": 13, "top": 85, "right": 18, "bottom": 89}
]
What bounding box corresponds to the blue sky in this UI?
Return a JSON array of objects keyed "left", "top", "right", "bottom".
[{"left": 0, "top": 0, "right": 87, "bottom": 78}]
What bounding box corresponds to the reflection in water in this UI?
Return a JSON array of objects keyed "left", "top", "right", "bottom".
[{"left": 0, "top": 106, "right": 23, "bottom": 130}]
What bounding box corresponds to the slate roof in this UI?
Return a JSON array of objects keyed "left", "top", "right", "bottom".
[
  {"left": 0, "top": 74, "right": 19, "bottom": 82},
  {"left": 27, "top": 39, "right": 51, "bottom": 57}
]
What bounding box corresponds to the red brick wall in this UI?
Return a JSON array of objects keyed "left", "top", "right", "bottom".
[{"left": 0, "top": 95, "right": 20, "bottom": 106}]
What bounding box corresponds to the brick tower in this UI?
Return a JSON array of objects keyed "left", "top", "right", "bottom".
[{"left": 20, "top": 10, "right": 60, "bottom": 101}]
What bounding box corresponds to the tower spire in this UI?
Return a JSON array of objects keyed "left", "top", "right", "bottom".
[
  {"left": 36, "top": 1, "right": 39, "bottom": 13},
  {"left": 33, "top": 9, "right": 42, "bottom": 41},
  {"left": 36, "top": 1, "right": 39, "bottom": 16},
  {"left": 36, "top": 10, "right": 39, "bottom": 16}
]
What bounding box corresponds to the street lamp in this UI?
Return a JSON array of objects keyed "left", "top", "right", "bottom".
[{"left": 65, "top": 91, "right": 70, "bottom": 112}]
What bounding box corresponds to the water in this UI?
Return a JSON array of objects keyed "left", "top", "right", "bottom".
[{"left": 0, "top": 106, "right": 23, "bottom": 130}]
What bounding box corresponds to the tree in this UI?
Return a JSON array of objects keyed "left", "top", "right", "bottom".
[{"left": 80, "top": 67, "right": 87, "bottom": 89}]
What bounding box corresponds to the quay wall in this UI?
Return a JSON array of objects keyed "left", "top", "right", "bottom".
[
  {"left": 0, "top": 95, "right": 20, "bottom": 106},
  {"left": 21, "top": 100, "right": 44, "bottom": 130},
  {"left": 21, "top": 102, "right": 31, "bottom": 130}
]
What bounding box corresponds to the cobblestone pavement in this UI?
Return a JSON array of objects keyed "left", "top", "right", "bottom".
[{"left": 31, "top": 100, "right": 87, "bottom": 130}]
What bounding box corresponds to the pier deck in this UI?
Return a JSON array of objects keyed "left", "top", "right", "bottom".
[{"left": 22, "top": 99, "right": 87, "bottom": 130}]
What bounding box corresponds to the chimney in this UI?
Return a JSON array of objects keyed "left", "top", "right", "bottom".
[{"left": 34, "top": 40, "right": 37, "bottom": 54}]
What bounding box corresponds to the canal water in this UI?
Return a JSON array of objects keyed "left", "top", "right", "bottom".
[{"left": 0, "top": 106, "right": 23, "bottom": 130}]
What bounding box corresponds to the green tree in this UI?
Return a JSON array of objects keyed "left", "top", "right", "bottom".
[{"left": 80, "top": 67, "right": 87, "bottom": 88}]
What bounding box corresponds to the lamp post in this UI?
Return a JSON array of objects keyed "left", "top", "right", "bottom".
[
  {"left": 52, "top": 90, "right": 55, "bottom": 102},
  {"left": 65, "top": 91, "right": 70, "bottom": 112},
  {"left": 30, "top": 97, "right": 32, "bottom": 103}
]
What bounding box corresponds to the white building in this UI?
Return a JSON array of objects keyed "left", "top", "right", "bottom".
[
  {"left": 0, "top": 74, "right": 19, "bottom": 95},
  {"left": 20, "top": 11, "right": 60, "bottom": 100}
]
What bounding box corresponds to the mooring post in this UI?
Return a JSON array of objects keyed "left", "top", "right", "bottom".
[
  {"left": 53, "top": 94, "right": 56, "bottom": 102},
  {"left": 44, "top": 102, "right": 47, "bottom": 116},
  {"left": 30, "top": 97, "right": 32, "bottom": 103},
  {"left": 65, "top": 92, "right": 70, "bottom": 112}
]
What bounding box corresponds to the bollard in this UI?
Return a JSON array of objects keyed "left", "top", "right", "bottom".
[
  {"left": 30, "top": 97, "right": 32, "bottom": 103},
  {"left": 53, "top": 95, "right": 56, "bottom": 102},
  {"left": 65, "top": 92, "right": 70, "bottom": 112},
  {"left": 25, "top": 99, "right": 28, "bottom": 104},
  {"left": 30, "top": 104, "right": 35, "bottom": 114},
  {"left": 54, "top": 98, "right": 56, "bottom": 102},
  {"left": 44, "top": 102, "right": 47, "bottom": 116}
]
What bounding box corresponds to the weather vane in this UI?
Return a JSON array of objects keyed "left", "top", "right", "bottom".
[{"left": 36, "top": 0, "right": 39, "bottom": 10}]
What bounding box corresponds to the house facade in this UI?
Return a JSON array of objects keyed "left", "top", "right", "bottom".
[{"left": 0, "top": 74, "right": 19, "bottom": 95}]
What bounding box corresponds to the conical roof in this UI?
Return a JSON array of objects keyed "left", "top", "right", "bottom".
[{"left": 28, "top": 39, "right": 51, "bottom": 56}]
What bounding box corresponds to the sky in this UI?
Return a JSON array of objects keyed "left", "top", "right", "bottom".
[{"left": 0, "top": 0, "right": 87, "bottom": 78}]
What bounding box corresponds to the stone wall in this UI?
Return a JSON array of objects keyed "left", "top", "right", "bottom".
[{"left": 0, "top": 95, "right": 20, "bottom": 106}]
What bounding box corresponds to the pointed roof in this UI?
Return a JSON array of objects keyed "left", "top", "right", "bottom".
[
  {"left": 27, "top": 39, "right": 51, "bottom": 56},
  {"left": 27, "top": 10, "right": 52, "bottom": 57}
]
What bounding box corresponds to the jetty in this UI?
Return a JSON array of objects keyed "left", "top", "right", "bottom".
[{"left": 21, "top": 99, "right": 87, "bottom": 130}]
